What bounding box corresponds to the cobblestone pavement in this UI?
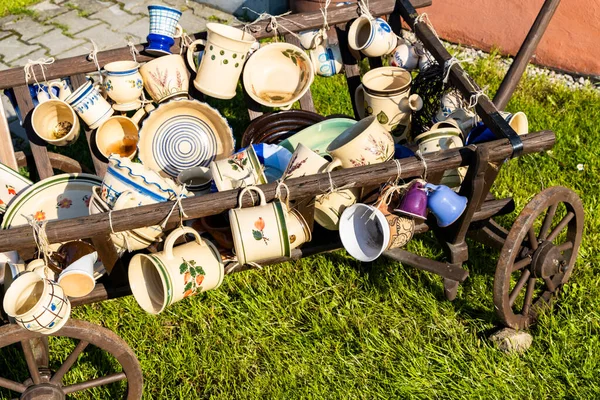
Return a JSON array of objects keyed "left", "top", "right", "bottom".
[{"left": 0, "top": 0, "right": 235, "bottom": 137}]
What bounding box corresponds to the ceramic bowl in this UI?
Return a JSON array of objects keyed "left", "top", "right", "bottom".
[
  {"left": 243, "top": 43, "right": 314, "bottom": 109},
  {"left": 241, "top": 110, "right": 325, "bottom": 147},
  {"left": 137, "top": 98, "right": 235, "bottom": 180},
  {"left": 279, "top": 118, "right": 357, "bottom": 157},
  {"left": 102, "top": 155, "right": 190, "bottom": 207}
]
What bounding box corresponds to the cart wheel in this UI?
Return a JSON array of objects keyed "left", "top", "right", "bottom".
[
  {"left": 0, "top": 319, "right": 143, "bottom": 399},
  {"left": 494, "top": 187, "right": 584, "bottom": 329}
]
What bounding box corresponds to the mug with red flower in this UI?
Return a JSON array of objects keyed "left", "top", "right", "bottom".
[
  {"left": 128, "top": 226, "right": 224, "bottom": 314},
  {"left": 229, "top": 186, "right": 291, "bottom": 265}
]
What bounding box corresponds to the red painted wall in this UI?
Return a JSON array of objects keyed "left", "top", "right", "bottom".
[{"left": 424, "top": 0, "right": 600, "bottom": 76}]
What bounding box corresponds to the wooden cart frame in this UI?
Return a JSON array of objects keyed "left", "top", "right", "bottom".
[{"left": 0, "top": 0, "right": 583, "bottom": 398}]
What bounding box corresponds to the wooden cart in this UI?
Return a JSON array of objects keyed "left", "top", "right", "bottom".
[{"left": 0, "top": 0, "right": 583, "bottom": 398}]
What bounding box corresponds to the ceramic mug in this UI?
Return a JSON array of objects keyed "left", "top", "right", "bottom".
[
  {"left": 95, "top": 106, "right": 150, "bottom": 160},
  {"left": 395, "top": 180, "right": 428, "bottom": 219},
  {"left": 348, "top": 16, "right": 397, "bottom": 57},
  {"left": 314, "top": 187, "right": 360, "bottom": 231},
  {"left": 229, "top": 186, "right": 291, "bottom": 265},
  {"left": 434, "top": 92, "right": 464, "bottom": 122},
  {"left": 287, "top": 208, "right": 312, "bottom": 249},
  {"left": 48, "top": 80, "right": 72, "bottom": 101},
  {"left": 299, "top": 29, "right": 324, "bottom": 50},
  {"left": 146, "top": 5, "right": 183, "bottom": 56},
  {"left": 355, "top": 67, "right": 423, "bottom": 142},
  {"left": 65, "top": 80, "right": 114, "bottom": 129},
  {"left": 375, "top": 188, "right": 415, "bottom": 249},
  {"left": 103, "top": 61, "right": 144, "bottom": 111},
  {"left": 113, "top": 190, "right": 164, "bottom": 241},
  {"left": 414, "top": 120, "right": 466, "bottom": 188},
  {"left": 425, "top": 183, "right": 468, "bottom": 227},
  {"left": 326, "top": 115, "right": 395, "bottom": 168},
  {"left": 57, "top": 251, "right": 98, "bottom": 298},
  {"left": 2, "top": 260, "right": 71, "bottom": 334},
  {"left": 36, "top": 81, "right": 72, "bottom": 103},
  {"left": 129, "top": 226, "right": 224, "bottom": 314},
  {"left": 186, "top": 23, "right": 256, "bottom": 99},
  {"left": 309, "top": 42, "right": 343, "bottom": 77},
  {"left": 209, "top": 146, "right": 267, "bottom": 192},
  {"left": 31, "top": 96, "right": 81, "bottom": 146},
  {"left": 387, "top": 42, "right": 419, "bottom": 70},
  {"left": 283, "top": 143, "right": 329, "bottom": 180},
  {"left": 177, "top": 166, "right": 213, "bottom": 195},
  {"left": 139, "top": 54, "right": 189, "bottom": 103},
  {"left": 339, "top": 203, "right": 390, "bottom": 261}
]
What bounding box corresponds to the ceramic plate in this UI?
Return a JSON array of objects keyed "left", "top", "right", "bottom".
[
  {"left": 0, "top": 163, "right": 33, "bottom": 214},
  {"left": 279, "top": 118, "right": 357, "bottom": 157},
  {"left": 138, "top": 98, "right": 235, "bottom": 179},
  {"left": 1, "top": 173, "right": 101, "bottom": 230}
]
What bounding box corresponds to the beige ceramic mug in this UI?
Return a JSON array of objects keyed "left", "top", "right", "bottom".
[
  {"left": 31, "top": 96, "right": 81, "bottom": 146},
  {"left": 283, "top": 143, "right": 329, "bottom": 180},
  {"left": 314, "top": 187, "right": 361, "bottom": 231},
  {"left": 139, "top": 54, "right": 189, "bottom": 103},
  {"left": 209, "top": 146, "right": 267, "bottom": 191},
  {"left": 103, "top": 60, "right": 144, "bottom": 111},
  {"left": 348, "top": 16, "right": 397, "bottom": 57},
  {"left": 187, "top": 23, "right": 256, "bottom": 99},
  {"left": 65, "top": 80, "right": 114, "bottom": 129},
  {"left": 229, "top": 186, "right": 291, "bottom": 265},
  {"left": 375, "top": 188, "right": 415, "bottom": 250},
  {"left": 2, "top": 260, "right": 71, "bottom": 334},
  {"left": 287, "top": 208, "right": 312, "bottom": 249},
  {"left": 128, "top": 226, "right": 224, "bottom": 314},
  {"left": 95, "top": 105, "right": 151, "bottom": 160},
  {"left": 326, "top": 115, "right": 395, "bottom": 168}
]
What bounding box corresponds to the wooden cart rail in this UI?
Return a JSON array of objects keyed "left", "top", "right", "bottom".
[{"left": 0, "top": 131, "right": 553, "bottom": 253}]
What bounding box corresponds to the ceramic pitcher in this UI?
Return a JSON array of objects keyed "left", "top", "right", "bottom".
[
  {"left": 128, "top": 226, "right": 224, "bottom": 314},
  {"left": 187, "top": 23, "right": 256, "bottom": 99}
]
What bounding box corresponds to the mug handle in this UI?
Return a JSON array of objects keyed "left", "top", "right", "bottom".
[
  {"left": 163, "top": 226, "right": 205, "bottom": 261},
  {"left": 47, "top": 82, "right": 65, "bottom": 100},
  {"left": 424, "top": 183, "right": 439, "bottom": 193},
  {"left": 186, "top": 39, "right": 206, "bottom": 72},
  {"left": 354, "top": 85, "right": 366, "bottom": 119},
  {"left": 26, "top": 259, "right": 52, "bottom": 279},
  {"left": 324, "top": 158, "right": 343, "bottom": 172},
  {"left": 174, "top": 24, "right": 183, "bottom": 39},
  {"left": 237, "top": 186, "right": 266, "bottom": 209}
]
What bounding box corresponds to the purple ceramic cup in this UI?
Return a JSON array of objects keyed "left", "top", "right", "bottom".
[{"left": 394, "top": 181, "right": 428, "bottom": 219}]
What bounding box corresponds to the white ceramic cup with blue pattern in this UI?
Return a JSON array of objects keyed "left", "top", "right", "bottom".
[
  {"left": 2, "top": 259, "right": 71, "bottom": 334},
  {"left": 348, "top": 16, "right": 397, "bottom": 57},
  {"left": 146, "top": 5, "right": 183, "bottom": 56},
  {"left": 309, "top": 42, "right": 343, "bottom": 77},
  {"left": 103, "top": 61, "right": 144, "bottom": 111},
  {"left": 65, "top": 80, "right": 114, "bottom": 129}
]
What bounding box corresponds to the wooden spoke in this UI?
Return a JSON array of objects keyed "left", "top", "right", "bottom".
[
  {"left": 63, "top": 372, "right": 127, "bottom": 394},
  {"left": 545, "top": 278, "right": 557, "bottom": 293},
  {"left": 0, "top": 377, "right": 26, "bottom": 393},
  {"left": 539, "top": 203, "right": 557, "bottom": 241},
  {"left": 557, "top": 241, "right": 574, "bottom": 252},
  {"left": 521, "top": 277, "right": 538, "bottom": 315},
  {"left": 528, "top": 227, "right": 538, "bottom": 250},
  {"left": 512, "top": 256, "right": 532, "bottom": 272},
  {"left": 547, "top": 211, "right": 575, "bottom": 242},
  {"left": 509, "top": 269, "right": 531, "bottom": 307},
  {"left": 50, "top": 340, "right": 89, "bottom": 384},
  {"left": 20, "top": 340, "right": 42, "bottom": 385}
]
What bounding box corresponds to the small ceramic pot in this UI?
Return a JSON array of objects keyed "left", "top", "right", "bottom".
[
  {"left": 243, "top": 42, "right": 314, "bottom": 110},
  {"left": 139, "top": 54, "right": 189, "bottom": 103},
  {"left": 129, "top": 226, "right": 224, "bottom": 314},
  {"left": 95, "top": 106, "right": 148, "bottom": 160},
  {"left": 287, "top": 208, "right": 312, "bottom": 249},
  {"left": 394, "top": 180, "right": 428, "bottom": 219},
  {"left": 31, "top": 97, "right": 81, "bottom": 146},
  {"left": 229, "top": 187, "right": 291, "bottom": 265},
  {"left": 326, "top": 115, "right": 394, "bottom": 168},
  {"left": 283, "top": 143, "right": 329, "bottom": 180},
  {"left": 146, "top": 5, "right": 183, "bottom": 56},
  {"left": 103, "top": 61, "right": 144, "bottom": 111},
  {"left": 177, "top": 166, "right": 213, "bottom": 195},
  {"left": 209, "top": 146, "right": 267, "bottom": 192},
  {"left": 65, "top": 80, "right": 114, "bottom": 129},
  {"left": 339, "top": 203, "right": 390, "bottom": 261},
  {"left": 415, "top": 120, "right": 466, "bottom": 188},
  {"left": 314, "top": 187, "right": 360, "bottom": 231},
  {"left": 187, "top": 23, "right": 256, "bottom": 99},
  {"left": 348, "top": 16, "right": 397, "bottom": 57},
  {"left": 425, "top": 183, "right": 468, "bottom": 227},
  {"left": 2, "top": 262, "right": 70, "bottom": 334},
  {"left": 102, "top": 155, "right": 186, "bottom": 207},
  {"left": 387, "top": 42, "right": 419, "bottom": 70},
  {"left": 355, "top": 67, "right": 422, "bottom": 142},
  {"left": 309, "top": 42, "right": 343, "bottom": 77}
]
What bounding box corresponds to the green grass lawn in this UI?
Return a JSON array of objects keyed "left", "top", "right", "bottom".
[
  {"left": 0, "top": 0, "right": 39, "bottom": 17},
  {"left": 1, "top": 51, "right": 600, "bottom": 399}
]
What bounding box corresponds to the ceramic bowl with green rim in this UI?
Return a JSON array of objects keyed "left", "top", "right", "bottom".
[{"left": 279, "top": 118, "right": 357, "bottom": 158}]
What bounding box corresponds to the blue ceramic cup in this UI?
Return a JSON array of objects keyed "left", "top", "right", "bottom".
[
  {"left": 425, "top": 183, "right": 468, "bottom": 227},
  {"left": 146, "top": 5, "right": 182, "bottom": 56}
]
